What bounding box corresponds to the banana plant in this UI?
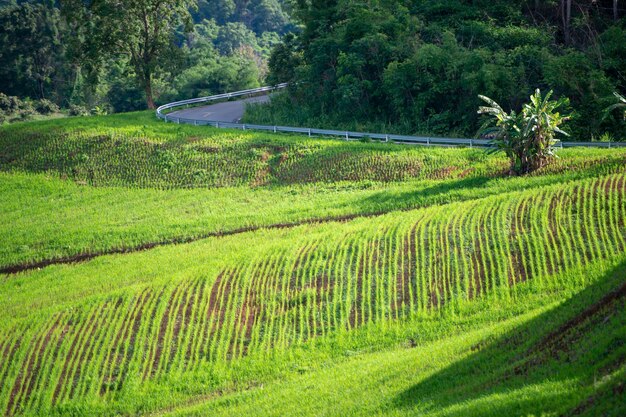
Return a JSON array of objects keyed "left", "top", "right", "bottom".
[
  {"left": 478, "top": 89, "right": 570, "bottom": 175},
  {"left": 605, "top": 92, "right": 626, "bottom": 121}
]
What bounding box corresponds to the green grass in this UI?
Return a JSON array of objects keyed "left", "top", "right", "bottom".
[
  {"left": 0, "top": 111, "right": 624, "bottom": 417},
  {"left": 167, "top": 258, "right": 626, "bottom": 417},
  {"left": 1, "top": 112, "right": 625, "bottom": 269},
  {"left": 1, "top": 172, "right": 625, "bottom": 416},
  {"left": 0, "top": 111, "right": 509, "bottom": 188},
  {"left": 3, "top": 112, "right": 623, "bottom": 190}
]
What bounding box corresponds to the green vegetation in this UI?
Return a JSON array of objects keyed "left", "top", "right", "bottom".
[
  {"left": 0, "top": 113, "right": 509, "bottom": 189},
  {"left": 1, "top": 173, "right": 625, "bottom": 416},
  {"left": 0, "top": 94, "right": 63, "bottom": 124},
  {"left": 3, "top": 0, "right": 625, "bottom": 144},
  {"left": 606, "top": 91, "right": 626, "bottom": 121},
  {"left": 0, "top": 0, "right": 293, "bottom": 114},
  {"left": 1, "top": 112, "right": 625, "bottom": 416},
  {"left": 1, "top": 112, "right": 625, "bottom": 269},
  {"left": 479, "top": 89, "right": 571, "bottom": 174},
  {"left": 167, "top": 259, "right": 626, "bottom": 417},
  {"left": 249, "top": 0, "right": 626, "bottom": 141}
]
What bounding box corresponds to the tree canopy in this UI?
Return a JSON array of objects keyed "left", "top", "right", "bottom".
[
  {"left": 0, "top": 0, "right": 293, "bottom": 112},
  {"left": 262, "top": 0, "right": 626, "bottom": 140}
]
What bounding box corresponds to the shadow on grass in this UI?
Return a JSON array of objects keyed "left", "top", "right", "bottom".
[
  {"left": 392, "top": 260, "right": 626, "bottom": 417},
  {"left": 355, "top": 159, "right": 626, "bottom": 216},
  {"left": 356, "top": 175, "right": 494, "bottom": 211}
]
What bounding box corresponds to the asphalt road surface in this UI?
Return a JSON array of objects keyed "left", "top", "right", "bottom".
[{"left": 167, "top": 94, "right": 271, "bottom": 122}]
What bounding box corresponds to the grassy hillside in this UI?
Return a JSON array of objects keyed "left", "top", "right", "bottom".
[
  {"left": 167, "top": 259, "right": 626, "bottom": 417},
  {"left": 0, "top": 112, "right": 510, "bottom": 188},
  {"left": 0, "top": 112, "right": 624, "bottom": 416},
  {"left": 1, "top": 112, "right": 625, "bottom": 269}
]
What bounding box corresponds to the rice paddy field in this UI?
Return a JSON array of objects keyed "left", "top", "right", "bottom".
[{"left": 0, "top": 111, "right": 625, "bottom": 416}]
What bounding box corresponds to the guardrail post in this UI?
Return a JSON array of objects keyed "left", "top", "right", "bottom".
[
  {"left": 308, "top": 128, "right": 311, "bottom": 137},
  {"left": 385, "top": 134, "right": 389, "bottom": 143},
  {"left": 608, "top": 141, "right": 612, "bottom": 149},
  {"left": 273, "top": 126, "right": 277, "bottom": 133},
  {"left": 164, "top": 115, "right": 168, "bottom": 123},
  {"left": 469, "top": 139, "right": 473, "bottom": 148},
  {"left": 427, "top": 137, "right": 430, "bottom": 145},
  {"left": 177, "top": 118, "right": 180, "bottom": 124},
  {"left": 243, "top": 124, "right": 246, "bottom": 131},
  {"left": 194, "top": 120, "right": 197, "bottom": 126},
  {"left": 216, "top": 122, "right": 219, "bottom": 128},
  {"left": 345, "top": 132, "right": 349, "bottom": 140}
]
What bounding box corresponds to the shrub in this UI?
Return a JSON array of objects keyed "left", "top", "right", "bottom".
[
  {"left": 68, "top": 104, "right": 89, "bottom": 116},
  {"left": 107, "top": 79, "right": 146, "bottom": 113},
  {"left": 478, "top": 89, "right": 571, "bottom": 175},
  {"left": 0, "top": 93, "right": 23, "bottom": 113},
  {"left": 91, "top": 105, "right": 109, "bottom": 116},
  {"left": 0, "top": 93, "right": 11, "bottom": 112},
  {"left": 17, "top": 101, "right": 36, "bottom": 120},
  {"left": 35, "top": 99, "right": 60, "bottom": 114}
]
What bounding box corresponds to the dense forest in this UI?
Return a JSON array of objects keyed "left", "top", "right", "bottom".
[
  {"left": 0, "top": 0, "right": 294, "bottom": 116},
  {"left": 255, "top": 0, "right": 626, "bottom": 140},
  {"left": 1, "top": 0, "right": 625, "bottom": 140}
]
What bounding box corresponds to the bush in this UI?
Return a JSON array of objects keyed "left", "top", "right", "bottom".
[
  {"left": 68, "top": 104, "right": 89, "bottom": 116},
  {"left": 0, "top": 93, "right": 23, "bottom": 113},
  {"left": 35, "top": 99, "right": 60, "bottom": 114},
  {"left": 0, "top": 93, "right": 11, "bottom": 112},
  {"left": 91, "top": 105, "right": 109, "bottom": 116},
  {"left": 107, "top": 79, "right": 146, "bottom": 113},
  {"left": 17, "top": 101, "right": 36, "bottom": 120}
]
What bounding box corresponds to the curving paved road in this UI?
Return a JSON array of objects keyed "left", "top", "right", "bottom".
[{"left": 167, "top": 94, "right": 270, "bottom": 123}]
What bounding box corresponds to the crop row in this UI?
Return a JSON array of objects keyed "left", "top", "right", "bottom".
[
  {"left": 0, "top": 131, "right": 266, "bottom": 188},
  {"left": 273, "top": 147, "right": 477, "bottom": 183},
  {"left": 9, "top": 129, "right": 626, "bottom": 190},
  {"left": 2, "top": 123, "right": 626, "bottom": 189},
  {"left": 0, "top": 174, "right": 624, "bottom": 415},
  {"left": 0, "top": 130, "right": 504, "bottom": 188}
]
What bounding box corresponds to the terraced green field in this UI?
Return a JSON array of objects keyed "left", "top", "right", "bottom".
[{"left": 0, "top": 112, "right": 624, "bottom": 416}]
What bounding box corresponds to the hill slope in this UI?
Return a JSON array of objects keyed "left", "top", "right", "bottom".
[
  {"left": 166, "top": 258, "right": 626, "bottom": 417},
  {"left": 0, "top": 113, "right": 624, "bottom": 416}
]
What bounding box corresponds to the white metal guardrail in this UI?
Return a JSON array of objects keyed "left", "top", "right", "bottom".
[
  {"left": 156, "top": 85, "right": 626, "bottom": 149},
  {"left": 156, "top": 84, "right": 288, "bottom": 118}
]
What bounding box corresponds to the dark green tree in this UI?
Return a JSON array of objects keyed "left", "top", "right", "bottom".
[
  {"left": 0, "top": 3, "right": 64, "bottom": 100},
  {"left": 215, "top": 22, "right": 258, "bottom": 55},
  {"left": 266, "top": 33, "right": 302, "bottom": 85},
  {"left": 61, "top": 0, "right": 196, "bottom": 109},
  {"left": 262, "top": 0, "right": 625, "bottom": 140}
]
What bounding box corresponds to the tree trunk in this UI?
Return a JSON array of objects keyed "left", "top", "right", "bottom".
[
  {"left": 562, "top": 0, "right": 572, "bottom": 45},
  {"left": 615, "top": 0, "right": 619, "bottom": 20},
  {"left": 144, "top": 78, "right": 155, "bottom": 109}
]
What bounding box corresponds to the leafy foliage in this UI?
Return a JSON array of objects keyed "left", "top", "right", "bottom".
[
  {"left": 605, "top": 92, "right": 626, "bottom": 121},
  {"left": 0, "top": 93, "right": 61, "bottom": 122},
  {"left": 0, "top": 3, "right": 65, "bottom": 101},
  {"left": 0, "top": 0, "right": 293, "bottom": 115},
  {"left": 258, "top": 0, "right": 625, "bottom": 141},
  {"left": 478, "top": 89, "right": 571, "bottom": 174}
]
